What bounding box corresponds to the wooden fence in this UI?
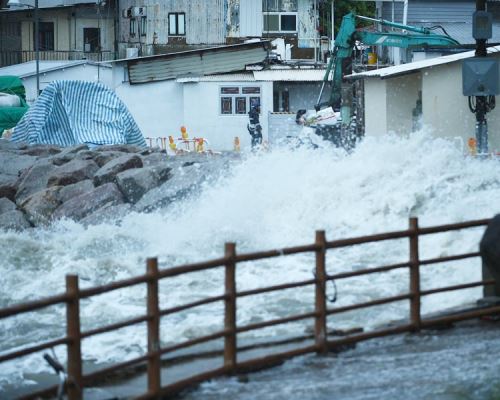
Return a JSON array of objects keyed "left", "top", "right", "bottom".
[{"left": 0, "top": 217, "right": 497, "bottom": 399}]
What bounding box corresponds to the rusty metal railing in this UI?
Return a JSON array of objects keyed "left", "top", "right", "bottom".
[
  {"left": 0, "top": 217, "right": 495, "bottom": 399},
  {"left": 0, "top": 50, "right": 115, "bottom": 68}
]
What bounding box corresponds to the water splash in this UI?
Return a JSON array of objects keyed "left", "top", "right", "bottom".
[{"left": 1, "top": 130, "right": 499, "bottom": 389}]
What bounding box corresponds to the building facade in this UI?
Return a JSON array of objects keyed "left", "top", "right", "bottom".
[
  {"left": 0, "top": 0, "right": 117, "bottom": 67},
  {"left": 118, "top": 0, "right": 329, "bottom": 60},
  {"left": 351, "top": 47, "right": 500, "bottom": 152}
]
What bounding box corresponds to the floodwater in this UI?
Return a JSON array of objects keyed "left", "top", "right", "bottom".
[
  {"left": 1, "top": 130, "right": 500, "bottom": 396},
  {"left": 181, "top": 320, "right": 500, "bottom": 400}
]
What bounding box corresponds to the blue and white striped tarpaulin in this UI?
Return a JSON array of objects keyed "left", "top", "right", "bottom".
[{"left": 12, "top": 80, "right": 146, "bottom": 148}]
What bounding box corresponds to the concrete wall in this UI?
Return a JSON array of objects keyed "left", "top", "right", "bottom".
[
  {"left": 422, "top": 61, "right": 500, "bottom": 151},
  {"left": 386, "top": 73, "right": 422, "bottom": 135},
  {"left": 364, "top": 55, "right": 500, "bottom": 152},
  {"left": 115, "top": 79, "right": 185, "bottom": 142},
  {"left": 364, "top": 79, "right": 388, "bottom": 136},
  {"left": 182, "top": 80, "right": 273, "bottom": 150},
  {"left": 113, "top": 77, "right": 273, "bottom": 151}
]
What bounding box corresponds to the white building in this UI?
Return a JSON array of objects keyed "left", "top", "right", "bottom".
[
  {"left": 113, "top": 67, "right": 325, "bottom": 150},
  {"left": 348, "top": 46, "right": 500, "bottom": 151},
  {"left": 0, "top": 60, "right": 112, "bottom": 103},
  {"left": 4, "top": 41, "right": 326, "bottom": 151}
]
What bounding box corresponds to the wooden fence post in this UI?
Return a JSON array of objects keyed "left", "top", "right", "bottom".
[
  {"left": 147, "top": 257, "right": 161, "bottom": 397},
  {"left": 66, "top": 275, "right": 82, "bottom": 400},
  {"left": 409, "top": 218, "right": 421, "bottom": 331},
  {"left": 224, "top": 243, "right": 237, "bottom": 372},
  {"left": 315, "top": 230, "right": 328, "bottom": 354}
]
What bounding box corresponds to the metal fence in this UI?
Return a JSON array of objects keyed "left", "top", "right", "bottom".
[
  {"left": 0, "top": 217, "right": 496, "bottom": 400},
  {"left": 0, "top": 50, "right": 115, "bottom": 67}
]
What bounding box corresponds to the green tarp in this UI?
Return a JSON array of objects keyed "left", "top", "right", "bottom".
[{"left": 0, "top": 76, "right": 29, "bottom": 134}]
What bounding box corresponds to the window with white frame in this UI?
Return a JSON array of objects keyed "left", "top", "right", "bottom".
[
  {"left": 263, "top": 13, "right": 297, "bottom": 32},
  {"left": 220, "top": 86, "right": 261, "bottom": 115},
  {"left": 263, "top": 0, "right": 297, "bottom": 32},
  {"left": 168, "top": 12, "right": 185, "bottom": 36}
]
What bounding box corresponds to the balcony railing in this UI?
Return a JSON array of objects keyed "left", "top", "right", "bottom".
[{"left": 0, "top": 50, "right": 115, "bottom": 67}]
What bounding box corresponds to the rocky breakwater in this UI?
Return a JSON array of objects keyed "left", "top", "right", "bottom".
[{"left": 0, "top": 139, "right": 236, "bottom": 231}]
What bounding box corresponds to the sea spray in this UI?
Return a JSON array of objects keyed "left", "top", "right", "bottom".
[{"left": 1, "top": 130, "right": 499, "bottom": 389}]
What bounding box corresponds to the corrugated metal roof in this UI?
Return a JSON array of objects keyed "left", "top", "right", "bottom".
[
  {"left": 347, "top": 46, "right": 500, "bottom": 79},
  {"left": 253, "top": 69, "right": 326, "bottom": 81},
  {"left": 0, "top": 60, "right": 104, "bottom": 78},
  {"left": 127, "top": 41, "right": 270, "bottom": 84}
]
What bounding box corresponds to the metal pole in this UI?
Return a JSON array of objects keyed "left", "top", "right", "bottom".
[
  {"left": 313, "top": 0, "right": 317, "bottom": 62},
  {"left": 35, "top": 0, "right": 39, "bottom": 97},
  {"left": 475, "top": 0, "right": 488, "bottom": 154},
  {"left": 66, "top": 275, "right": 82, "bottom": 400},
  {"left": 224, "top": 243, "right": 237, "bottom": 372},
  {"left": 146, "top": 258, "right": 161, "bottom": 397},
  {"left": 331, "top": 0, "right": 334, "bottom": 42},
  {"left": 314, "top": 230, "right": 328, "bottom": 354},
  {"left": 409, "top": 218, "right": 421, "bottom": 331}
]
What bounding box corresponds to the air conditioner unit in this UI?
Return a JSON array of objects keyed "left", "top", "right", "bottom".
[{"left": 131, "top": 6, "right": 146, "bottom": 17}]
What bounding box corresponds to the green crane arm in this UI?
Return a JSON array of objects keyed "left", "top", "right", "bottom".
[{"left": 315, "top": 12, "right": 460, "bottom": 110}]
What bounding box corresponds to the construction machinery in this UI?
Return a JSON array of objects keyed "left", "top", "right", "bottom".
[{"left": 308, "top": 12, "right": 460, "bottom": 149}]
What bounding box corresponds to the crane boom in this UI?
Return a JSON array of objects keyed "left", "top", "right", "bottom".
[{"left": 315, "top": 12, "right": 460, "bottom": 111}]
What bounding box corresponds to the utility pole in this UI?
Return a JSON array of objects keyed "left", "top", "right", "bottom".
[
  {"left": 463, "top": 0, "right": 498, "bottom": 156},
  {"left": 475, "top": 0, "right": 487, "bottom": 57},
  {"left": 475, "top": 0, "right": 488, "bottom": 154}
]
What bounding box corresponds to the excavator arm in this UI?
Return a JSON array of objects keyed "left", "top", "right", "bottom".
[{"left": 315, "top": 12, "right": 460, "bottom": 110}]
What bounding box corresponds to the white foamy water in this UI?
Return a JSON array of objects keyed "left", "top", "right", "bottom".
[{"left": 1, "top": 130, "right": 499, "bottom": 391}]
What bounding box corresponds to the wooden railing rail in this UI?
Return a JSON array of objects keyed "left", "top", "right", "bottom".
[
  {"left": 0, "top": 293, "right": 70, "bottom": 319},
  {"left": 81, "top": 315, "right": 151, "bottom": 339},
  {"left": 327, "top": 261, "right": 411, "bottom": 280},
  {"left": 159, "top": 294, "right": 227, "bottom": 316},
  {"left": 326, "top": 294, "right": 412, "bottom": 315},
  {"left": 418, "top": 218, "right": 491, "bottom": 234},
  {"left": 0, "top": 217, "right": 494, "bottom": 400},
  {"left": 238, "top": 279, "right": 316, "bottom": 297},
  {"left": 78, "top": 274, "right": 149, "bottom": 298},
  {"left": 420, "top": 280, "right": 495, "bottom": 296},
  {"left": 420, "top": 252, "right": 481, "bottom": 265}
]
